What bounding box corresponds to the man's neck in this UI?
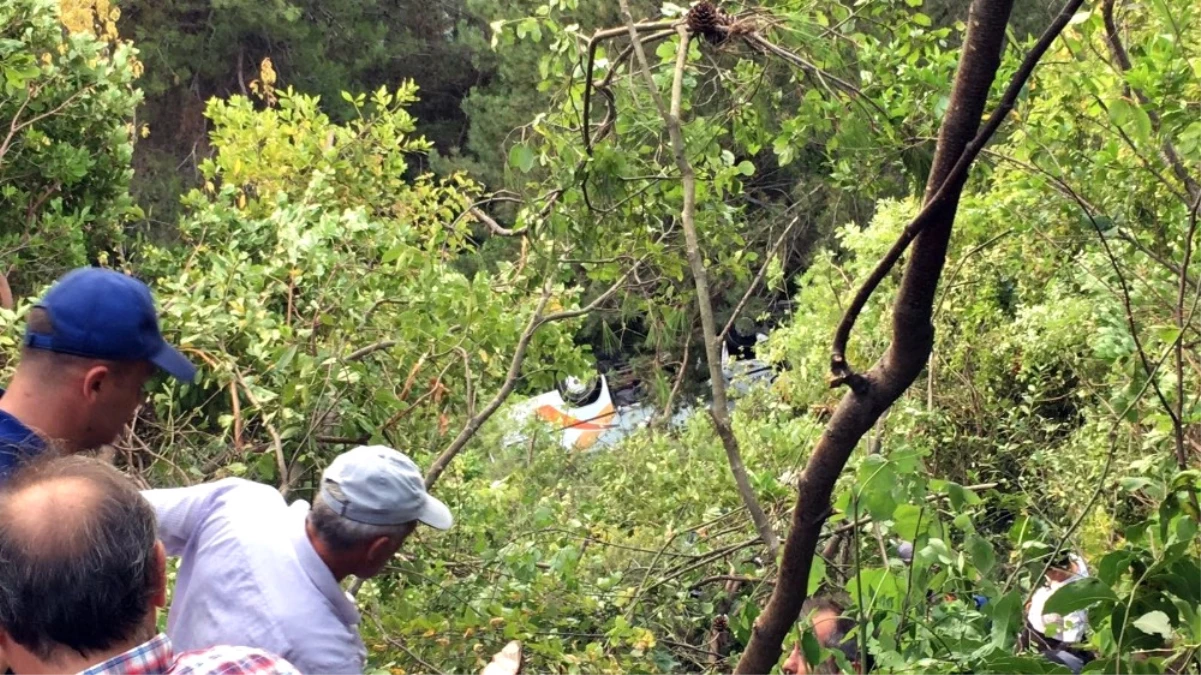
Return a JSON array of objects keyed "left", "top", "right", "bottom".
[
  {"left": 305, "top": 520, "right": 355, "bottom": 582},
  {"left": 0, "top": 376, "right": 77, "bottom": 452},
  {"left": 8, "top": 632, "right": 155, "bottom": 675}
]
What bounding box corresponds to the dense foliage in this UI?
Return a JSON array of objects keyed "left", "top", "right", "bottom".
[
  {"left": 1, "top": 0, "right": 1198, "bottom": 672},
  {"left": 0, "top": 0, "right": 140, "bottom": 291}
]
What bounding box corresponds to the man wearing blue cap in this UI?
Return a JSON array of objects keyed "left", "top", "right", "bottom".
[
  {"left": 143, "top": 445, "right": 453, "bottom": 674},
  {"left": 0, "top": 267, "right": 196, "bottom": 480}
]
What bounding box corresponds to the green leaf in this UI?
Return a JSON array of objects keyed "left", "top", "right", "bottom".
[
  {"left": 736, "top": 160, "right": 755, "bottom": 176},
  {"left": 968, "top": 535, "right": 996, "bottom": 575},
  {"left": 801, "top": 630, "right": 821, "bottom": 668},
  {"left": 892, "top": 503, "right": 926, "bottom": 542},
  {"left": 807, "top": 556, "right": 827, "bottom": 596},
  {"left": 1108, "top": 98, "right": 1153, "bottom": 143},
  {"left": 508, "top": 143, "right": 536, "bottom": 173},
  {"left": 911, "top": 12, "right": 932, "bottom": 26},
  {"left": 1044, "top": 577, "right": 1119, "bottom": 615},
  {"left": 989, "top": 590, "right": 1023, "bottom": 648},
  {"left": 1132, "top": 611, "right": 1173, "bottom": 640},
  {"left": 1068, "top": 10, "right": 1092, "bottom": 24}
]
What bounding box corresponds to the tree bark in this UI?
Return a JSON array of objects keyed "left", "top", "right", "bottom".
[
  {"left": 733, "top": 0, "right": 1017, "bottom": 670},
  {"left": 618, "top": 2, "right": 779, "bottom": 557}
]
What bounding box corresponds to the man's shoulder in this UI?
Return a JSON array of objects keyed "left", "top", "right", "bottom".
[
  {"left": 0, "top": 409, "right": 46, "bottom": 479},
  {"left": 170, "top": 644, "right": 302, "bottom": 675}
]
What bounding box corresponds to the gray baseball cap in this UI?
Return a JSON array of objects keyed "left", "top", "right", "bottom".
[{"left": 319, "top": 445, "right": 453, "bottom": 530}]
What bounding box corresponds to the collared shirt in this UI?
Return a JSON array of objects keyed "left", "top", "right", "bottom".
[
  {"left": 0, "top": 388, "right": 46, "bottom": 482},
  {"left": 143, "top": 479, "right": 367, "bottom": 674},
  {"left": 79, "top": 632, "right": 299, "bottom": 675}
]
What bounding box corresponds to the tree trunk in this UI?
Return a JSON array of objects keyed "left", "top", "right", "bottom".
[{"left": 732, "top": 0, "right": 1016, "bottom": 670}]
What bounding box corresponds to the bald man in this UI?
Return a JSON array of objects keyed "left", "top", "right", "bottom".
[
  {"left": 782, "top": 594, "right": 870, "bottom": 675},
  {"left": 0, "top": 456, "right": 297, "bottom": 675}
]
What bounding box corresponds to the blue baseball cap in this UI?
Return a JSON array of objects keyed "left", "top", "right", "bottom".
[
  {"left": 24, "top": 267, "right": 196, "bottom": 382},
  {"left": 320, "top": 445, "right": 453, "bottom": 529}
]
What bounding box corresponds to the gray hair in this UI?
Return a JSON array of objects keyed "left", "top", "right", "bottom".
[
  {"left": 307, "top": 487, "right": 416, "bottom": 551},
  {"left": 0, "top": 456, "right": 159, "bottom": 661}
]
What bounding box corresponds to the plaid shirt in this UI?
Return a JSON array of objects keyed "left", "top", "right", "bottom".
[{"left": 79, "top": 634, "right": 301, "bottom": 675}]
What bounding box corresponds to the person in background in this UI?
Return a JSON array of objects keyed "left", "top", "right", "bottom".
[
  {"left": 143, "top": 445, "right": 454, "bottom": 674},
  {"left": 781, "top": 594, "right": 871, "bottom": 675},
  {"left": 1022, "top": 551, "right": 1094, "bottom": 674},
  {"left": 0, "top": 267, "right": 195, "bottom": 480},
  {"left": 0, "top": 456, "right": 298, "bottom": 675}
]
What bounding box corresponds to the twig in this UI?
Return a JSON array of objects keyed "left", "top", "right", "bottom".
[
  {"left": 825, "top": 483, "right": 997, "bottom": 536},
  {"left": 641, "top": 537, "right": 762, "bottom": 597},
  {"left": 0, "top": 86, "right": 93, "bottom": 166},
  {"left": 345, "top": 340, "right": 398, "bottom": 362},
  {"left": 691, "top": 574, "right": 775, "bottom": 589},
  {"left": 229, "top": 380, "right": 243, "bottom": 452},
  {"left": 719, "top": 216, "right": 803, "bottom": 342},
  {"left": 1100, "top": 0, "right": 1199, "bottom": 199},
  {"left": 233, "top": 371, "right": 291, "bottom": 496},
  {"left": 740, "top": 34, "right": 891, "bottom": 122},
  {"left": 581, "top": 21, "right": 679, "bottom": 153},
  {"left": 366, "top": 607, "right": 446, "bottom": 675}
]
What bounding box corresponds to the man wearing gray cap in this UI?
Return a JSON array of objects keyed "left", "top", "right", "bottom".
[{"left": 142, "top": 446, "right": 453, "bottom": 674}]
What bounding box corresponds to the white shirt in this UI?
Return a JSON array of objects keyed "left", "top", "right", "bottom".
[
  {"left": 1027, "top": 554, "right": 1090, "bottom": 643},
  {"left": 143, "top": 479, "right": 367, "bottom": 674}
]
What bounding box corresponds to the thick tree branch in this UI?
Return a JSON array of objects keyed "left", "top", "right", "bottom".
[
  {"left": 620, "top": 1, "right": 779, "bottom": 557},
  {"left": 829, "top": 0, "right": 1087, "bottom": 385},
  {"left": 733, "top": 0, "right": 1029, "bottom": 670}
]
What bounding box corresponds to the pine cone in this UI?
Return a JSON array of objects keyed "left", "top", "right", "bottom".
[{"left": 686, "top": 1, "right": 731, "bottom": 44}]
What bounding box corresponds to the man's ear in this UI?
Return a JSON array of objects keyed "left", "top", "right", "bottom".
[
  {"left": 151, "top": 541, "right": 168, "bottom": 608},
  {"left": 364, "top": 536, "right": 394, "bottom": 567},
  {"left": 81, "top": 365, "right": 112, "bottom": 401}
]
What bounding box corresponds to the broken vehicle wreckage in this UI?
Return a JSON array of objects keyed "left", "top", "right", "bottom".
[{"left": 504, "top": 332, "right": 775, "bottom": 451}]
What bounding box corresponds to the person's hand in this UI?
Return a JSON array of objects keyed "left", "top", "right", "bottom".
[{"left": 481, "top": 641, "right": 521, "bottom": 675}]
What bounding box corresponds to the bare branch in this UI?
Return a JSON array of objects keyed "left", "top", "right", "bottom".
[
  {"left": 720, "top": 216, "right": 803, "bottom": 342},
  {"left": 469, "top": 206, "right": 528, "bottom": 237},
  {"left": 345, "top": 340, "right": 398, "bottom": 362},
  {"left": 0, "top": 85, "right": 94, "bottom": 167}
]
